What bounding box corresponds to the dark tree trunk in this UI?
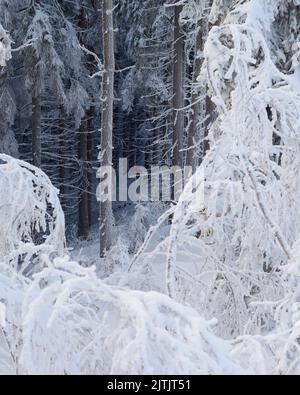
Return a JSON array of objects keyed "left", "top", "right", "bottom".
[
  {"left": 78, "top": 117, "right": 90, "bottom": 239},
  {"left": 100, "top": 0, "right": 115, "bottom": 258},
  {"left": 32, "top": 95, "right": 41, "bottom": 168},
  {"left": 187, "top": 18, "right": 207, "bottom": 171},
  {"left": 172, "top": 5, "right": 185, "bottom": 169}
]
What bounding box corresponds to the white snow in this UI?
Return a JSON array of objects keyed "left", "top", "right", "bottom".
[{"left": 0, "top": 24, "right": 11, "bottom": 67}]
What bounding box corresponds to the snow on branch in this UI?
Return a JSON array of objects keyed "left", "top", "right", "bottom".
[
  {"left": 0, "top": 24, "right": 11, "bottom": 67},
  {"left": 0, "top": 155, "right": 66, "bottom": 274}
]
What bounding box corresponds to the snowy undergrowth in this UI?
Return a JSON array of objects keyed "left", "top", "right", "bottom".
[
  {"left": 0, "top": 254, "right": 249, "bottom": 375},
  {"left": 71, "top": 202, "right": 169, "bottom": 276},
  {"left": 0, "top": 151, "right": 299, "bottom": 375},
  {"left": 0, "top": 262, "right": 24, "bottom": 375},
  {"left": 1, "top": 241, "right": 299, "bottom": 375},
  {"left": 17, "top": 256, "right": 247, "bottom": 375},
  {"left": 0, "top": 157, "right": 244, "bottom": 374}
]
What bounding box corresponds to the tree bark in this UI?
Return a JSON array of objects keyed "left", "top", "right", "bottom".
[
  {"left": 99, "top": 0, "right": 115, "bottom": 258},
  {"left": 204, "top": 94, "right": 214, "bottom": 155},
  {"left": 59, "top": 110, "right": 66, "bottom": 213},
  {"left": 32, "top": 94, "right": 41, "bottom": 168},
  {"left": 87, "top": 108, "right": 94, "bottom": 227},
  {"left": 186, "top": 18, "right": 207, "bottom": 171},
  {"left": 172, "top": 5, "right": 185, "bottom": 169},
  {"left": 78, "top": 117, "right": 90, "bottom": 239}
]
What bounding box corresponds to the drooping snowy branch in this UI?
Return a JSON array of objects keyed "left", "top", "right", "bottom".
[{"left": 0, "top": 155, "right": 66, "bottom": 274}]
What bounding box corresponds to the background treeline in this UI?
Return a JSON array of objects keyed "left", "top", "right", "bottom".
[{"left": 0, "top": 0, "right": 216, "bottom": 239}]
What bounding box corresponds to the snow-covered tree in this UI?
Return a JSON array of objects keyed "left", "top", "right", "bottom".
[
  {"left": 166, "top": 0, "right": 300, "bottom": 338},
  {"left": 126, "top": 0, "right": 300, "bottom": 342}
]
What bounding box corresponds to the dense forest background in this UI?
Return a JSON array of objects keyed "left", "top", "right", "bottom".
[{"left": 0, "top": 0, "right": 215, "bottom": 239}]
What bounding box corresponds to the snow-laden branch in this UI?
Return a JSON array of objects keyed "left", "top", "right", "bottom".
[
  {"left": 0, "top": 155, "right": 66, "bottom": 274},
  {"left": 0, "top": 24, "right": 11, "bottom": 67},
  {"left": 79, "top": 44, "right": 103, "bottom": 79}
]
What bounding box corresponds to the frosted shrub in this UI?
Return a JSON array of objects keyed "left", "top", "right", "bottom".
[
  {"left": 128, "top": 203, "right": 168, "bottom": 254},
  {"left": 103, "top": 236, "right": 131, "bottom": 275},
  {"left": 0, "top": 261, "right": 26, "bottom": 375},
  {"left": 0, "top": 155, "right": 65, "bottom": 274},
  {"left": 19, "top": 255, "right": 245, "bottom": 375},
  {"left": 229, "top": 239, "right": 300, "bottom": 375},
  {"left": 272, "top": 239, "right": 300, "bottom": 375}
]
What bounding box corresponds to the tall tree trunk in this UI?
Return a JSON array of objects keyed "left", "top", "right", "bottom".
[
  {"left": 32, "top": 94, "right": 41, "bottom": 168},
  {"left": 204, "top": 94, "right": 214, "bottom": 155},
  {"left": 186, "top": 18, "right": 207, "bottom": 171},
  {"left": 204, "top": 19, "right": 217, "bottom": 157},
  {"left": 78, "top": 117, "right": 90, "bottom": 239},
  {"left": 172, "top": 5, "right": 185, "bottom": 169},
  {"left": 59, "top": 110, "right": 66, "bottom": 213},
  {"left": 87, "top": 108, "right": 94, "bottom": 228},
  {"left": 99, "top": 0, "right": 115, "bottom": 258}
]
